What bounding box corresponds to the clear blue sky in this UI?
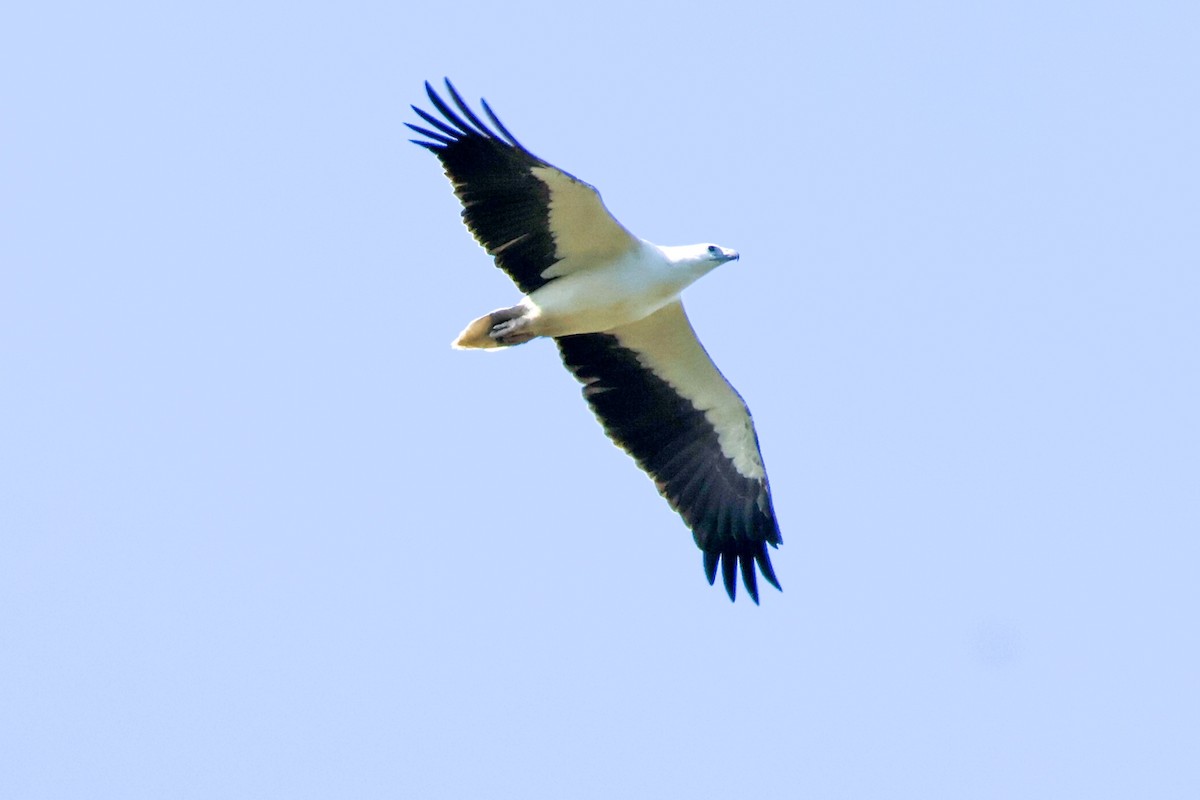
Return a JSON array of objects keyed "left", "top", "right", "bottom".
[{"left": 3, "top": 1, "right": 1198, "bottom": 797}]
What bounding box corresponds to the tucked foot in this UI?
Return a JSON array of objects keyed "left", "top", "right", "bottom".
[
  {"left": 490, "top": 317, "right": 535, "bottom": 346},
  {"left": 452, "top": 304, "right": 533, "bottom": 349}
]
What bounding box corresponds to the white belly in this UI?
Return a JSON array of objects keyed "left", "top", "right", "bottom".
[{"left": 524, "top": 246, "right": 689, "bottom": 337}]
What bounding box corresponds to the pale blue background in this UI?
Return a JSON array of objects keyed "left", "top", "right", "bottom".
[{"left": 3, "top": 1, "right": 1198, "bottom": 797}]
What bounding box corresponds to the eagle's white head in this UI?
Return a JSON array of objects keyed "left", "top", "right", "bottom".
[{"left": 660, "top": 242, "right": 740, "bottom": 268}]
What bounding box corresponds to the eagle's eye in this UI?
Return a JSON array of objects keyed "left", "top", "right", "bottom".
[{"left": 707, "top": 245, "right": 721, "bottom": 256}]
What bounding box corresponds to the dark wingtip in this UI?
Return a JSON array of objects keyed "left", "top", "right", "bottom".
[
  {"left": 755, "top": 543, "right": 782, "bottom": 593},
  {"left": 740, "top": 554, "right": 760, "bottom": 604},
  {"left": 442, "top": 78, "right": 499, "bottom": 139},
  {"left": 405, "top": 122, "right": 454, "bottom": 146},
  {"left": 702, "top": 544, "right": 781, "bottom": 603},
  {"left": 481, "top": 97, "right": 527, "bottom": 151},
  {"left": 410, "top": 78, "right": 541, "bottom": 165},
  {"left": 421, "top": 78, "right": 478, "bottom": 137},
  {"left": 721, "top": 554, "right": 737, "bottom": 602}
]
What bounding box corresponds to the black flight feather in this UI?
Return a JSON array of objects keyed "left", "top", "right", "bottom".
[
  {"left": 556, "top": 332, "right": 782, "bottom": 603},
  {"left": 408, "top": 79, "right": 563, "bottom": 294}
]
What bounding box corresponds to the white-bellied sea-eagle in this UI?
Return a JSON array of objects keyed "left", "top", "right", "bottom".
[{"left": 408, "top": 80, "right": 782, "bottom": 603}]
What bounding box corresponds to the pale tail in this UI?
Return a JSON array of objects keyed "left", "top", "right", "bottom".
[
  {"left": 452, "top": 311, "right": 505, "bottom": 349},
  {"left": 453, "top": 304, "right": 537, "bottom": 349}
]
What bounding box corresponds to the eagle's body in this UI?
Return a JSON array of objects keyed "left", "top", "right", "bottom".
[
  {"left": 455, "top": 241, "right": 732, "bottom": 347},
  {"left": 409, "top": 80, "right": 783, "bottom": 602}
]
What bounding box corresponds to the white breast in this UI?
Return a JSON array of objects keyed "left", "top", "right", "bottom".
[{"left": 525, "top": 242, "right": 691, "bottom": 337}]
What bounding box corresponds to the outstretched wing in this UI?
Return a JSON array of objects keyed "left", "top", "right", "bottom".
[
  {"left": 556, "top": 302, "right": 783, "bottom": 603},
  {"left": 407, "top": 79, "right": 640, "bottom": 295}
]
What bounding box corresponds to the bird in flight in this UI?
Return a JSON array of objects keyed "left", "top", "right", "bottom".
[{"left": 408, "top": 80, "right": 782, "bottom": 602}]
